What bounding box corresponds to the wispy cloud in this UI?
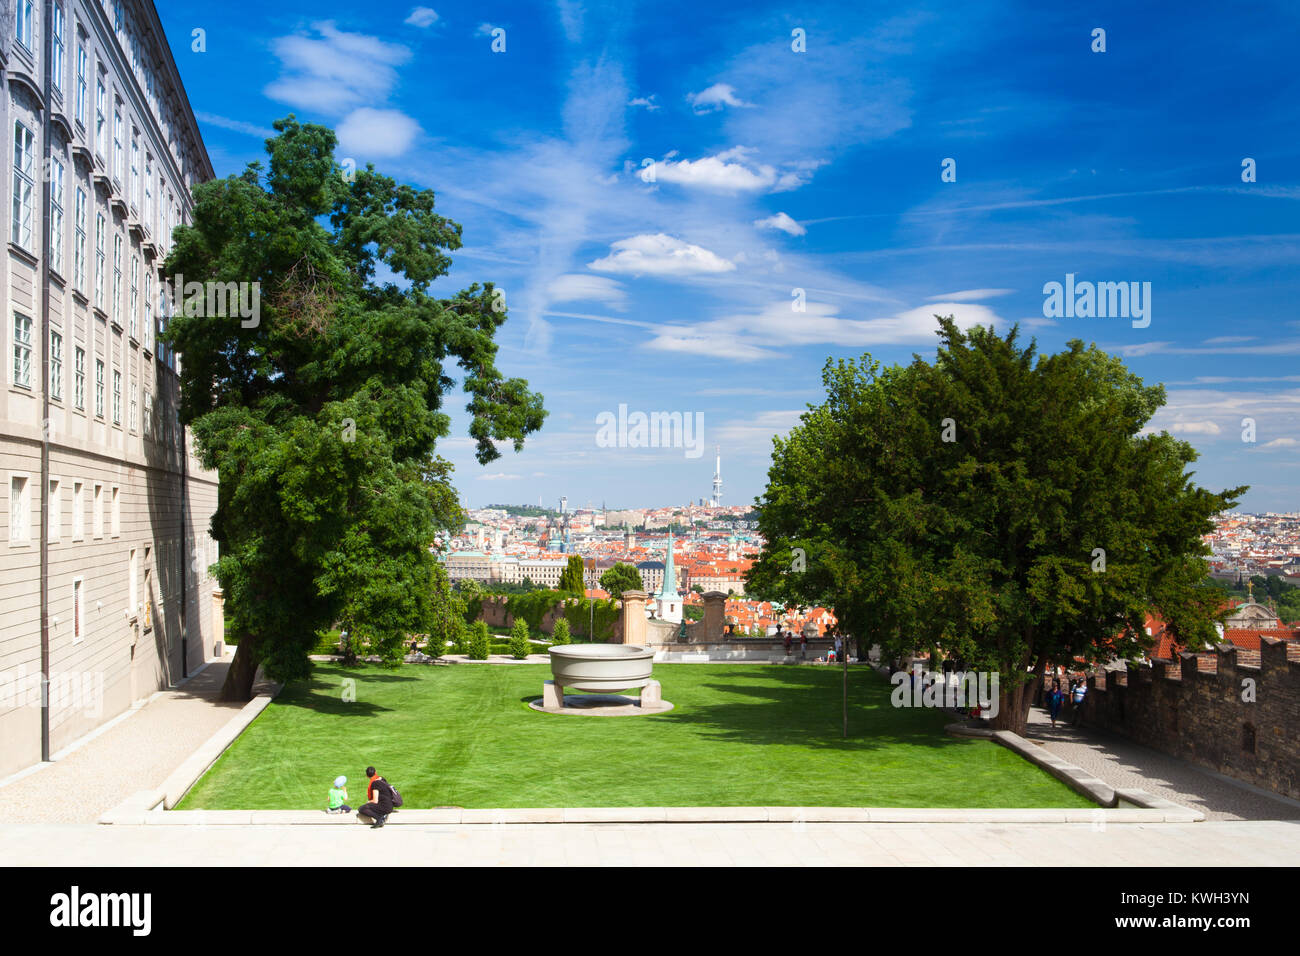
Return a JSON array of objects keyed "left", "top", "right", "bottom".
[
  {"left": 688, "top": 83, "right": 753, "bottom": 113},
  {"left": 404, "top": 6, "right": 438, "bottom": 28},
  {"left": 754, "top": 212, "right": 806, "bottom": 236}
]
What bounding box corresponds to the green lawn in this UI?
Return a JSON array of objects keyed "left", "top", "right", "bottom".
[{"left": 178, "top": 663, "right": 1094, "bottom": 810}]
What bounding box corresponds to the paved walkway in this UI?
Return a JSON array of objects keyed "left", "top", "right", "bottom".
[
  {"left": 1023, "top": 705, "right": 1300, "bottom": 821},
  {"left": 0, "top": 660, "right": 250, "bottom": 823},
  {"left": 4, "top": 820, "right": 1297, "bottom": 866}
]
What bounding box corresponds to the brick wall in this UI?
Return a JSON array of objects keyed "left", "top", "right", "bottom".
[{"left": 1081, "top": 637, "right": 1300, "bottom": 800}]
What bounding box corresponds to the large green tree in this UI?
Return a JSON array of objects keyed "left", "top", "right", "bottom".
[
  {"left": 599, "top": 562, "right": 644, "bottom": 596},
  {"left": 558, "top": 555, "right": 586, "bottom": 595},
  {"left": 164, "top": 117, "right": 546, "bottom": 700},
  {"left": 746, "top": 318, "right": 1243, "bottom": 734}
]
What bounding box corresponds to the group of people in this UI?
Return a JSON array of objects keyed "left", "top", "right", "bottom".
[
  {"left": 777, "top": 629, "right": 849, "bottom": 663},
  {"left": 327, "top": 766, "right": 403, "bottom": 828},
  {"left": 1044, "top": 678, "right": 1087, "bottom": 728}
]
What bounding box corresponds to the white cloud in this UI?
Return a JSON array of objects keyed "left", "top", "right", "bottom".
[
  {"left": 653, "top": 147, "right": 821, "bottom": 194},
  {"left": 754, "top": 212, "right": 806, "bottom": 236},
  {"left": 927, "top": 288, "right": 1015, "bottom": 302},
  {"left": 1262, "top": 438, "right": 1299, "bottom": 450},
  {"left": 475, "top": 22, "right": 498, "bottom": 37},
  {"left": 1165, "top": 421, "right": 1223, "bottom": 436},
  {"left": 628, "top": 95, "right": 660, "bottom": 111},
  {"left": 647, "top": 300, "right": 1004, "bottom": 361},
  {"left": 688, "top": 83, "right": 753, "bottom": 113},
  {"left": 546, "top": 274, "right": 628, "bottom": 310},
  {"left": 405, "top": 6, "right": 439, "bottom": 27},
  {"left": 480, "top": 472, "right": 523, "bottom": 481},
  {"left": 588, "top": 234, "right": 735, "bottom": 278},
  {"left": 193, "top": 112, "right": 275, "bottom": 139},
  {"left": 336, "top": 108, "right": 422, "bottom": 158},
  {"left": 264, "top": 22, "right": 411, "bottom": 114}
]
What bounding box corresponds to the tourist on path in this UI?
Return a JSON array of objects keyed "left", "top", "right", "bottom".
[
  {"left": 800, "top": 632, "right": 807, "bottom": 660},
  {"left": 1070, "top": 680, "right": 1087, "bottom": 726},
  {"left": 1046, "top": 681, "right": 1065, "bottom": 727},
  {"left": 358, "top": 766, "right": 398, "bottom": 828}
]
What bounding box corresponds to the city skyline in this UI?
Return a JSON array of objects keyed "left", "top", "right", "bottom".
[{"left": 158, "top": 0, "right": 1300, "bottom": 511}]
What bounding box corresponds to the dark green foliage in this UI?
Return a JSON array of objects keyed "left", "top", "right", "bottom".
[
  {"left": 599, "top": 562, "right": 645, "bottom": 597},
  {"left": 746, "top": 317, "right": 1244, "bottom": 733},
  {"left": 550, "top": 619, "right": 571, "bottom": 645},
  {"left": 558, "top": 555, "right": 586, "bottom": 595},
  {"left": 467, "top": 621, "right": 491, "bottom": 660},
  {"left": 164, "top": 117, "right": 544, "bottom": 698},
  {"left": 562, "top": 597, "right": 620, "bottom": 642},
  {"left": 509, "top": 619, "right": 532, "bottom": 660}
]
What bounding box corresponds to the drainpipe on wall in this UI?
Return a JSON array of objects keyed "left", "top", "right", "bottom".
[{"left": 37, "top": 0, "right": 55, "bottom": 763}]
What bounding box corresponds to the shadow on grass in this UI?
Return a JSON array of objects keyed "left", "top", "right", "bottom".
[{"left": 653, "top": 664, "right": 974, "bottom": 753}]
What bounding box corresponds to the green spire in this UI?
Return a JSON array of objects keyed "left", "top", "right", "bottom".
[{"left": 657, "top": 532, "right": 678, "bottom": 599}]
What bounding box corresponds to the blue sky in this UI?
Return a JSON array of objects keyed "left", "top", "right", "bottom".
[{"left": 158, "top": 0, "right": 1300, "bottom": 512}]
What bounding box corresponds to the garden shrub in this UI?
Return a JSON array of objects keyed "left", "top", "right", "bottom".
[
  {"left": 467, "top": 621, "right": 491, "bottom": 660},
  {"left": 509, "top": 620, "right": 532, "bottom": 660}
]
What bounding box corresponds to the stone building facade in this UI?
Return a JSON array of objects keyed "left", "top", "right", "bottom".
[{"left": 0, "top": 0, "right": 217, "bottom": 778}]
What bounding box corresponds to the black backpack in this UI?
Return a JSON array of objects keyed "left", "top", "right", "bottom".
[{"left": 389, "top": 783, "right": 403, "bottom": 808}]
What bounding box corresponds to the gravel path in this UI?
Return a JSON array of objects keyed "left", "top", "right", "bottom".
[
  {"left": 1024, "top": 705, "right": 1300, "bottom": 821},
  {"left": 0, "top": 661, "right": 247, "bottom": 823}
]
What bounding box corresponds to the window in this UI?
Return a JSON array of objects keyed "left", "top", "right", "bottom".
[
  {"left": 94, "top": 358, "right": 104, "bottom": 417},
  {"left": 112, "top": 369, "right": 121, "bottom": 424},
  {"left": 50, "top": 330, "right": 63, "bottom": 402},
  {"left": 11, "top": 121, "right": 35, "bottom": 249},
  {"left": 95, "top": 79, "right": 107, "bottom": 157},
  {"left": 94, "top": 213, "right": 105, "bottom": 308},
  {"left": 15, "top": 0, "right": 33, "bottom": 51},
  {"left": 48, "top": 478, "right": 61, "bottom": 542},
  {"left": 110, "top": 485, "right": 120, "bottom": 536},
  {"left": 114, "top": 1, "right": 124, "bottom": 34},
  {"left": 72, "top": 578, "right": 84, "bottom": 643},
  {"left": 12, "top": 313, "right": 33, "bottom": 388},
  {"left": 113, "top": 107, "right": 123, "bottom": 182},
  {"left": 129, "top": 255, "right": 138, "bottom": 339},
  {"left": 129, "top": 548, "right": 138, "bottom": 614},
  {"left": 92, "top": 483, "right": 103, "bottom": 537},
  {"left": 143, "top": 272, "right": 152, "bottom": 351},
  {"left": 143, "top": 155, "right": 152, "bottom": 227},
  {"left": 49, "top": 157, "right": 66, "bottom": 274},
  {"left": 76, "top": 46, "right": 87, "bottom": 126},
  {"left": 52, "top": 5, "right": 66, "bottom": 95},
  {"left": 112, "top": 234, "right": 122, "bottom": 326},
  {"left": 73, "top": 346, "right": 84, "bottom": 409},
  {"left": 130, "top": 132, "right": 140, "bottom": 210},
  {"left": 128, "top": 383, "right": 137, "bottom": 431},
  {"left": 143, "top": 387, "right": 152, "bottom": 436},
  {"left": 73, "top": 187, "right": 86, "bottom": 291},
  {"left": 72, "top": 481, "right": 83, "bottom": 539},
  {"left": 9, "top": 475, "right": 30, "bottom": 543}
]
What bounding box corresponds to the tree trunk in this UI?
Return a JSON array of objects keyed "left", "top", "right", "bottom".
[
  {"left": 220, "top": 633, "right": 259, "bottom": 702},
  {"left": 992, "top": 680, "right": 1030, "bottom": 735}
]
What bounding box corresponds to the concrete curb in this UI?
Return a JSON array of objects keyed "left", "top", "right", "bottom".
[
  {"left": 98, "top": 686, "right": 281, "bottom": 823},
  {"left": 993, "top": 730, "right": 1118, "bottom": 807},
  {"left": 103, "top": 805, "right": 1204, "bottom": 826}
]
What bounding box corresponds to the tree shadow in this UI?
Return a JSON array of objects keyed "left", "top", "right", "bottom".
[{"left": 652, "top": 665, "right": 980, "bottom": 753}]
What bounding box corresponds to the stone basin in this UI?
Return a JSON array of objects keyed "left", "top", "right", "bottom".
[{"left": 549, "top": 643, "right": 654, "bottom": 693}]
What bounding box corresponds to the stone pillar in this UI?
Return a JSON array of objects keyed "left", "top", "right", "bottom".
[
  {"left": 620, "top": 590, "right": 648, "bottom": 646},
  {"left": 702, "top": 591, "right": 726, "bottom": 643}
]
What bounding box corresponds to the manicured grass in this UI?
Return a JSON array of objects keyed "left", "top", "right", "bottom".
[{"left": 178, "top": 663, "right": 1094, "bottom": 810}]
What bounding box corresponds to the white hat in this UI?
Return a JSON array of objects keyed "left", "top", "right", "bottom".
[{"left": 334, "top": 775, "right": 347, "bottom": 787}]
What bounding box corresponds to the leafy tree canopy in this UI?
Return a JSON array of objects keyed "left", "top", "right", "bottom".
[
  {"left": 164, "top": 117, "right": 546, "bottom": 699},
  {"left": 745, "top": 318, "right": 1243, "bottom": 733}
]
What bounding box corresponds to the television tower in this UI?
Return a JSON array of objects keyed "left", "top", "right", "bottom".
[{"left": 711, "top": 446, "right": 722, "bottom": 508}]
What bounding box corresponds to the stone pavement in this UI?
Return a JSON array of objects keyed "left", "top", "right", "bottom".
[
  {"left": 0, "top": 661, "right": 249, "bottom": 823},
  {"left": 4, "top": 820, "right": 1298, "bottom": 866},
  {"left": 1023, "top": 705, "right": 1300, "bottom": 821}
]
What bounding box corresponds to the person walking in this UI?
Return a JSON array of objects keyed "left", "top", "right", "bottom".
[
  {"left": 1070, "top": 679, "right": 1087, "bottom": 726},
  {"left": 1047, "top": 681, "right": 1065, "bottom": 728},
  {"left": 783, "top": 630, "right": 792, "bottom": 657},
  {"left": 358, "top": 766, "right": 398, "bottom": 828},
  {"left": 800, "top": 631, "right": 807, "bottom": 661}
]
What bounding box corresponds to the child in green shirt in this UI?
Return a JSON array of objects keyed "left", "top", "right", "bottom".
[{"left": 327, "top": 775, "right": 351, "bottom": 813}]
